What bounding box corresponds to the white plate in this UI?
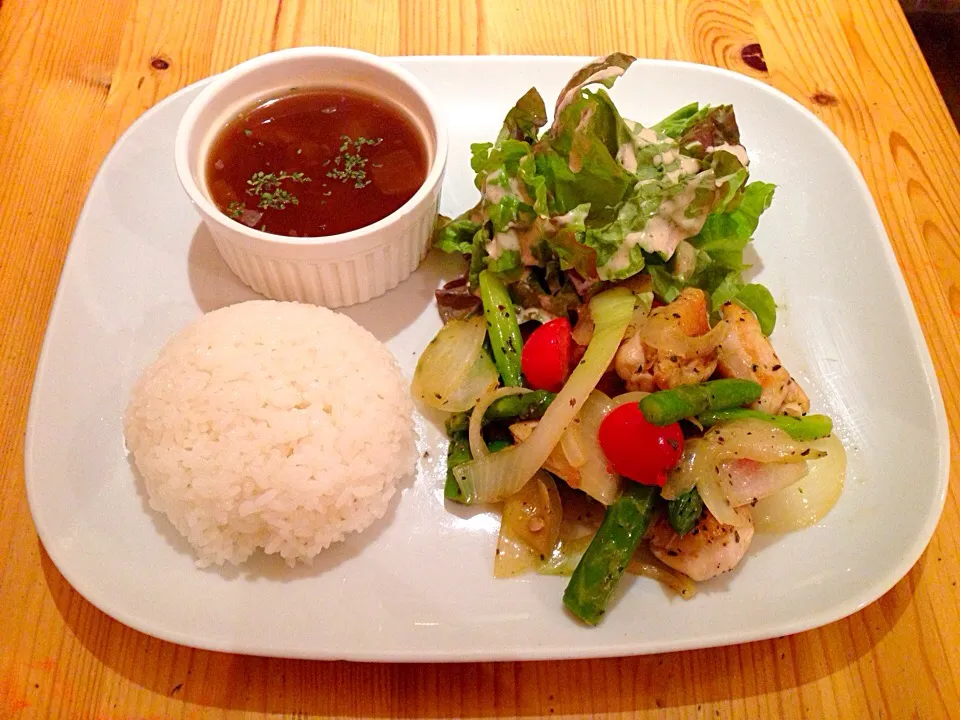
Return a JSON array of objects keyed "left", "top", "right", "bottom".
[{"left": 25, "top": 57, "right": 948, "bottom": 661}]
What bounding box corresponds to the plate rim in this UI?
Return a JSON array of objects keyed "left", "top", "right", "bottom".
[{"left": 24, "top": 55, "right": 950, "bottom": 662}]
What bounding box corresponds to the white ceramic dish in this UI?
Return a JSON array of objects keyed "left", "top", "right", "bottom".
[
  {"left": 175, "top": 47, "right": 448, "bottom": 308},
  {"left": 26, "top": 57, "right": 948, "bottom": 662}
]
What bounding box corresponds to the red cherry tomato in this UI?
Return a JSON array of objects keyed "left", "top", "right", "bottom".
[
  {"left": 521, "top": 318, "right": 572, "bottom": 392},
  {"left": 598, "top": 403, "right": 684, "bottom": 486}
]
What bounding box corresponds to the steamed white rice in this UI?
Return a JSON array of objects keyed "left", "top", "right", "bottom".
[{"left": 123, "top": 300, "right": 417, "bottom": 567}]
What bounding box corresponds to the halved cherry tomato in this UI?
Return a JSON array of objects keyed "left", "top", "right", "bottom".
[
  {"left": 598, "top": 403, "right": 684, "bottom": 486},
  {"left": 521, "top": 317, "right": 572, "bottom": 392}
]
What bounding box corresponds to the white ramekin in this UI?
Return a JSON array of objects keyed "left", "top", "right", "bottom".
[{"left": 175, "top": 47, "right": 447, "bottom": 308}]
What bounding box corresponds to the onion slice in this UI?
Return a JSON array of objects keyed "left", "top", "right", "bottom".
[
  {"left": 661, "top": 418, "right": 826, "bottom": 527},
  {"left": 412, "top": 316, "right": 497, "bottom": 411},
  {"left": 752, "top": 434, "right": 847, "bottom": 532},
  {"left": 572, "top": 390, "right": 621, "bottom": 505},
  {"left": 454, "top": 288, "right": 635, "bottom": 504},
  {"left": 641, "top": 310, "right": 726, "bottom": 358},
  {"left": 469, "top": 386, "right": 531, "bottom": 459},
  {"left": 494, "top": 471, "right": 562, "bottom": 577}
]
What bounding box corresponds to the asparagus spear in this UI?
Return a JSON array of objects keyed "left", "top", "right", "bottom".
[
  {"left": 562, "top": 483, "right": 659, "bottom": 625},
  {"left": 444, "top": 432, "right": 472, "bottom": 502},
  {"left": 639, "top": 379, "right": 762, "bottom": 426},
  {"left": 479, "top": 270, "right": 524, "bottom": 387},
  {"left": 696, "top": 408, "right": 833, "bottom": 441},
  {"left": 444, "top": 390, "right": 556, "bottom": 435},
  {"left": 667, "top": 487, "right": 704, "bottom": 536},
  {"left": 444, "top": 434, "right": 511, "bottom": 503}
]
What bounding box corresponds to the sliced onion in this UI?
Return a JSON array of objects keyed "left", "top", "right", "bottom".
[
  {"left": 698, "top": 466, "right": 746, "bottom": 527},
  {"left": 666, "top": 418, "right": 826, "bottom": 526},
  {"left": 538, "top": 534, "right": 593, "bottom": 576},
  {"left": 609, "top": 390, "right": 650, "bottom": 409},
  {"left": 628, "top": 544, "right": 698, "bottom": 599},
  {"left": 412, "top": 316, "right": 494, "bottom": 411},
  {"left": 721, "top": 459, "right": 809, "bottom": 507},
  {"left": 509, "top": 420, "right": 582, "bottom": 486},
  {"left": 753, "top": 434, "right": 847, "bottom": 533},
  {"left": 560, "top": 424, "right": 588, "bottom": 468},
  {"left": 538, "top": 487, "right": 605, "bottom": 576},
  {"left": 469, "top": 386, "right": 530, "bottom": 459},
  {"left": 572, "top": 390, "right": 621, "bottom": 505},
  {"left": 455, "top": 288, "right": 635, "bottom": 504},
  {"left": 662, "top": 437, "right": 702, "bottom": 500},
  {"left": 434, "top": 350, "right": 500, "bottom": 412},
  {"left": 494, "top": 471, "right": 562, "bottom": 577},
  {"left": 493, "top": 532, "right": 538, "bottom": 577},
  {"left": 641, "top": 311, "right": 726, "bottom": 358}
]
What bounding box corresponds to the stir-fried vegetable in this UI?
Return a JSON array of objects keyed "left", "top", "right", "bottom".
[
  {"left": 445, "top": 390, "right": 556, "bottom": 434},
  {"left": 598, "top": 403, "right": 684, "bottom": 486},
  {"left": 494, "top": 471, "right": 563, "bottom": 577},
  {"left": 752, "top": 434, "right": 847, "bottom": 532},
  {"left": 662, "top": 418, "right": 827, "bottom": 526},
  {"left": 627, "top": 544, "right": 698, "bottom": 600},
  {"left": 412, "top": 316, "right": 500, "bottom": 411},
  {"left": 444, "top": 431, "right": 472, "bottom": 502},
  {"left": 479, "top": 270, "right": 524, "bottom": 386},
  {"left": 521, "top": 318, "right": 573, "bottom": 392},
  {"left": 563, "top": 483, "right": 659, "bottom": 625},
  {"left": 570, "top": 391, "right": 622, "bottom": 505},
  {"left": 639, "top": 379, "right": 762, "bottom": 426},
  {"left": 469, "top": 386, "right": 531, "bottom": 458},
  {"left": 454, "top": 287, "right": 635, "bottom": 504},
  {"left": 697, "top": 409, "right": 833, "bottom": 441},
  {"left": 667, "top": 486, "right": 704, "bottom": 536}
]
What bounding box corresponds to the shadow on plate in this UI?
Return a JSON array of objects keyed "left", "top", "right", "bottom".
[
  {"left": 186, "top": 224, "right": 464, "bottom": 344},
  {"left": 741, "top": 243, "right": 765, "bottom": 283},
  {"left": 127, "top": 453, "right": 413, "bottom": 583}
]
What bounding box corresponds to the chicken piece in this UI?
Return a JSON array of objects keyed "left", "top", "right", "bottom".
[
  {"left": 716, "top": 302, "right": 810, "bottom": 416},
  {"left": 721, "top": 458, "right": 808, "bottom": 507},
  {"left": 614, "top": 331, "right": 656, "bottom": 392},
  {"left": 615, "top": 288, "right": 719, "bottom": 392},
  {"left": 648, "top": 507, "right": 755, "bottom": 582}
]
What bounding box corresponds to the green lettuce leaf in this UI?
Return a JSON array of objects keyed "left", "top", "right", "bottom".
[
  {"left": 648, "top": 181, "right": 776, "bottom": 309},
  {"left": 734, "top": 283, "right": 777, "bottom": 335},
  {"left": 652, "top": 102, "right": 706, "bottom": 139},
  {"left": 434, "top": 216, "right": 481, "bottom": 254},
  {"left": 537, "top": 89, "right": 634, "bottom": 217},
  {"left": 677, "top": 105, "right": 742, "bottom": 157},
  {"left": 486, "top": 249, "right": 523, "bottom": 277},
  {"left": 468, "top": 226, "right": 490, "bottom": 288},
  {"left": 498, "top": 87, "right": 548, "bottom": 144},
  {"left": 488, "top": 196, "right": 521, "bottom": 233},
  {"left": 552, "top": 52, "right": 636, "bottom": 117}
]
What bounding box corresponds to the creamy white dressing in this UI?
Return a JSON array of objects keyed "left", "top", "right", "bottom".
[
  {"left": 659, "top": 148, "right": 678, "bottom": 165},
  {"left": 664, "top": 168, "right": 684, "bottom": 184},
  {"left": 617, "top": 141, "right": 638, "bottom": 172},
  {"left": 707, "top": 143, "right": 749, "bottom": 166},
  {"left": 483, "top": 171, "right": 525, "bottom": 205},
  {"left": 636, "top": 127, "right": 659, "bottom": 146},
  {"left": 679, "top": 155, "right": 700, "bottom": 175},
  {"left": 485, "top": 229, "right": 520, "bottom": 259},
  {"left": 555, "top": 66, "right": 626, "bottom": 115},
  {"left": 600, "top": 183, "right": 708, "bottom": 277}
]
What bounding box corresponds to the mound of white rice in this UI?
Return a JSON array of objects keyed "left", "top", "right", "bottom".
[{"left": 123, "top": 300, "right": 417, "bottom": 567}]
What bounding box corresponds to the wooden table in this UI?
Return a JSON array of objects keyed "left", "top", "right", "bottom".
[{"left": 2, "top": 1, "right": 959, "bottom": 717}]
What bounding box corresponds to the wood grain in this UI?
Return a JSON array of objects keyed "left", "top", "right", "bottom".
[{"left": 2, "top": 0, "right": 959, "bottom": 718}]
